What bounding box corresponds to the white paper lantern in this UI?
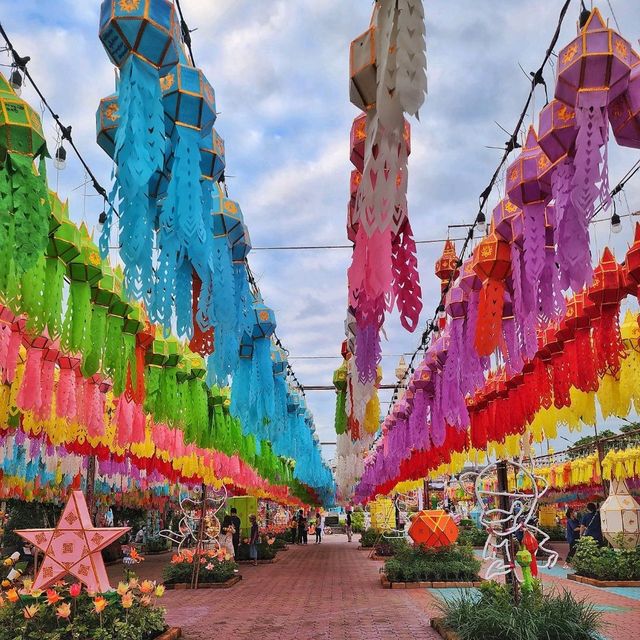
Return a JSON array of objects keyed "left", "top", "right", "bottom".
[{"left": 600, "top": 479, "right": 640, "bottom": 548}]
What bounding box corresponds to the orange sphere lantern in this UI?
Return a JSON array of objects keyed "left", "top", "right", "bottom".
[
  {"left": 408, "top": 510, "right": 459, "bottom": 547},
  {"left": 473, "top": 232, "right": 511, "bottom": 356}
]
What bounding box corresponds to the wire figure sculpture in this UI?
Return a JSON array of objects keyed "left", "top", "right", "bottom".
[{"left": 159, "top": 484, "right": 227, "bottom": 552}]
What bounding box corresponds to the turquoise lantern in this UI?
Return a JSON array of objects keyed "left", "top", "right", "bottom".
[
  {"left": 96, "top": 94, "right": 119, "bottom": 159},
  {"left": 200, "top": 128, "right": 226, "bottom": 183}
]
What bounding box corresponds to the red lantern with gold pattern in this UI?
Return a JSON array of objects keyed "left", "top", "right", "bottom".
[
  {"left": 435, "top": 239, "right": 459, "bottom": 293},
  {"left": 472, "top": 232, "right": 511, "bottom": 356}
]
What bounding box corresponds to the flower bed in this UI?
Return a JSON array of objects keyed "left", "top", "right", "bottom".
[
  {"left": 437, "top": 582, "right": 604, "bottom": 640},
  {"left": 571, "top": 536, "right": 640, "bottom": 584},
  {"left": 162, "top": 549, "right": 238, "bottom": 587},
  {"left": 359, "top": 528, "right": 378, "bottom": 548},
  {"left": 0, "top": 577, "right": 170, "bottom": 640}
]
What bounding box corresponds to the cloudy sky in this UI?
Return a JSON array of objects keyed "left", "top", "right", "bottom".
[{"left": 2, "top": 1, "right": 640, "bottom": 462}]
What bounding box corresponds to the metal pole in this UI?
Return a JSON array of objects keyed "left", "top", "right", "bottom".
[
  {"left": 496, "top": 460, "right": 519, "bottom": 603},
  {"left": 191, "top": 483, "right": 207, "bottom": 590}
]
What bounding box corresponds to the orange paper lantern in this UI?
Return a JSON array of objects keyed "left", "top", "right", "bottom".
[{"left": 408, "top": 510, "right": 459, "bottom": 547}]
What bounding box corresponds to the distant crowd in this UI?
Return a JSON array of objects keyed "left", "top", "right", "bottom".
[{"left": 288, "top": 508, "right": 354, "bottom": 544}]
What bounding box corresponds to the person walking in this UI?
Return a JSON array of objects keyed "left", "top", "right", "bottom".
[
  {"left": 314, "top": 510, "right": 324, "bottom": 544},
  {"left": 249, "top": 514, "right": 259, "bottom": 566},
  {"left": 563, "top": 507, "right": 580, "bottom": 568},
  {"left": 580, "top": 502, "right": 604, "bottom": 546},
  {"left": 345, "top": 509, "right": 353, "bottom": 542}
]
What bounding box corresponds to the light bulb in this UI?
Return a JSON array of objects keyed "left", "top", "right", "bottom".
[
  {"left": 9, "top": 69, "right": 22, "bottom": 95},
  {"left": 54, "top": 145, "right": 67, "bottom": 170},
  {"left": 475, "top": 212, "right": 486, "bottom": 234},
  {"left": 611, "top": 212, "right": 622, "bottom": 234}
]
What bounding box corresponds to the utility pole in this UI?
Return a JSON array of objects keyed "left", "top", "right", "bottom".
[{"left": 496, "top": 460, "right": 519, "bottom": 603}]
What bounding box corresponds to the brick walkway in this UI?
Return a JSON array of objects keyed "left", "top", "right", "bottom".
[
  {"left": 107, "top": 536, "right": 639, "bottom": 640},
  {"left": 109, "top": 535, "right": 440, "bottom": 640}
]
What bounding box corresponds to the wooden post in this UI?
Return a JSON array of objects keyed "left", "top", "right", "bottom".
[{"left": 496, "top": 460, "right": 519, "bottom": 604}]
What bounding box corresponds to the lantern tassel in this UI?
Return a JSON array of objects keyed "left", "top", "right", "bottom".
[
  {"left": 475, "top": 279, "right": 505, "bottom": 356},
  {"left": 392, "top": 219, "right": 422, "bottom": 331}
]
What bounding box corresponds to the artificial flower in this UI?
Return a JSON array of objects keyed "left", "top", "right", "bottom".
[
  {"left": 140, "top": 595, "right": 152, "bottom": 607},
  {"left": 154, "top": 585, "right": 165, "bottom": 598},
  {"left": 46, "top": 589, "right": 62, "bottom": 606},
  {"left": 216, "top": 548, "right": 226, "bottom": 561},
  {"left": 139, "top": 580, "right": 154, "bottom": 594},
  {"left": 129, "top": 548, "right": 144, "bottom": 563},
  {"left": 121, "top": 592, "right": 134, "bottom": 609},
  {"left": 128, "top": 578, "right": 140, "bottom": 589},
  {"left": 30, "top": 589, "right": 42, "bottom": 599},
  {"left": 21, "top": 578, "right": 32, "bottom": 593},
  {"left": 116, "top": 582, "right": 129, "bottom": 596},
  {"left": 93, "top": 596, "right": 108, "bottom": 614},
  {"left": 205, "top": 563, "right": 214, "bottom": 570},
  {"left": 69, "top": 583, "right": 82, "bottom": 598},
  {"left": 1, "top": 579, "right": 10, "bottom": 589},
  {"left": 56, "top": 602, "right": 71, "bottom": 619},
  {"left": 6, "top": 589, "right": 19, "bottom": 603},
  {"left": 23, "top": 604, "right": 39, "bottom": 620}
]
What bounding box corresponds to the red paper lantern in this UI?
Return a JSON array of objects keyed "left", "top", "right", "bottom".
[{"left": 435, "top": 240, "right": 459, "bottom": 293}]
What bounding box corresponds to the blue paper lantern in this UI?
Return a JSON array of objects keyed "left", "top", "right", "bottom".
[
  {"left": 96, "top": 93, "right": 119, "bottom": 159},
  {"left": 161, "top": 63, "right": 216, "bottom": 134},
  {"left": 211, "top": 184, "right": 244, "bottom": 245},
  {"left": 232, "top": 225, "right": 252, "bottom": 263},
  {"left": 99, "top": 0, "right": 181, "bottom": 71},
  {"left": 252, "top": 300, "right": 276, "bottom": 339},
  {"left": 271, "top": 345, "right": 287, "bottom": 376},
  {"left": 200, "top": 128, "right": 225, "bottom": 182}
]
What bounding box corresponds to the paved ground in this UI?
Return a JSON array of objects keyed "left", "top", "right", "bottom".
[{"left": 106, "top": 535, "right": 640, "bottom": 640}]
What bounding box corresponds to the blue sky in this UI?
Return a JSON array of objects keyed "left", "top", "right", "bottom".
[{"left": 2, "top": 1, "right": 640, "bottom": 463}]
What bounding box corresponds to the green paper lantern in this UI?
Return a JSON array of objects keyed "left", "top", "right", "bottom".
[
  {"left": 108, "top": 266, "right": 132, "bottom": 318},
  {"left": 0, "top": 72, "right": 46, "bottom": 158},
  {"left": 122, "top": 302, "right": 143, "bottom": 335},
  {"left": 66, "top": 223, "right": 103, "bottom": 285}
]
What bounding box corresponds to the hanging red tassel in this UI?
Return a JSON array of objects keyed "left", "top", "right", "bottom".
[{"left": 189, "top": 272, "right": 214, "bottom": 356}]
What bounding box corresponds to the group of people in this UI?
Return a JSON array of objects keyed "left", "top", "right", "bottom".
[
  {"left": 288, "top": 509, "right": 354, "bottom": 544},
  {"left": 564, "top": 502, "right": 603, "bottom": 567},
  {"left": 289, "top": 509, "right": 328, "bottom": 544},
  {"left": 220, "top": 507, "right": 260, "bottom": 565}
]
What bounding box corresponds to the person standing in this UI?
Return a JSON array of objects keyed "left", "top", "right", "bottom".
[
  {"left": 249, "top": 514, "right": 259, "bottom": 566},
  {"left": 289, "top": 513, "right": 298, "bottom": 544},
  {"left": 230, "top": 508, "right": 242, "bottom": 559},
  {"left": 345, "top": 509, "right": 353, "bottom": 542},
  {"left": 297, "top": 509, "right": 308, "bottom": 545},
  {"left": 563, "top": 507, "right": 580, "bottom": 568},
  {"left": 314, "top": 510, "right": 324, "bottom": 544},
  {"left": 580, "top": 502, "right": 603, "bottom": 546}
]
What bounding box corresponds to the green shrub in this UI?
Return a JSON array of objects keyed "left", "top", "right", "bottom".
[
  {"left": 440, "top": 582, "right": 604, "bottom": 640},
  {"left": 374, "top": 537, "right": 409, "bottom": 557},
  {"left": 572, "top": 536, "right": 640, "bottom": 581},
  {"left": 359, "top": 528, "right": 379, "bottom": 548},
  {"left": 143, "top": 536, "right": 171, "bottom": 553},
  {"left": 384, "top": 544, "right": 481, "bottom": 583},
  {"left": 538, "top": 524, "right": 566, "bottom": 542},
  {"left": 457, "top": 525, "right": 488, "bottom": 547},
  {"left": 351, "top": 511, "right": 365, "bottom": 533},
  {"left": 236, "top": 542, "right": 277, "bottom": 561},
  {"left": 2, "top": 500, "right": 61, "bottom": 550}
]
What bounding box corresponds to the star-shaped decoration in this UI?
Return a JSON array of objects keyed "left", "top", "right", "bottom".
[{"left": 16, "top": 491, "right": 129, "bottom": 593}]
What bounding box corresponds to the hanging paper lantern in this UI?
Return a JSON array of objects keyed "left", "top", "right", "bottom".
[
  {"left": 435, "top": 239, "right": 459, "bottom": 293},
  {"left": 600, "top": 479, "right": 640, "bottom": 548},
  {"left": 609, "top": 53, "right": 640, "bottom": 149},
  {"left": 555, "top": 9, "right": 633, "bottom": 220},
  {"left": 625, "top": 222, "right": 640, "bottom": 301},
  {"left": 0, "top": 72, "right": 46, "bottom": 157},
  {"left": 349, "top": 14, "right": 377, "bottom": 111},
  {"left": 96, "top": 93, "right": 119, "bottom": 159},
  {"left": 506, "top": 127, "right": 551, "bottom": 309},
  {"left": 200, "top": 128, "right": 225, "bottom": 183},
  {"left": 588, "top": 247, "right": 626, "bottom": 377},
  {"left": 473, "top": 232, "right": 511, "bottom": 357},
  {"left": 98, "top": 0, "right": 179, "bottom": 302}
]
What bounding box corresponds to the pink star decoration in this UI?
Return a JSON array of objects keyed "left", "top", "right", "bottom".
[{"left": 16, "top": 491, "right": 129, "bottom": 593}]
